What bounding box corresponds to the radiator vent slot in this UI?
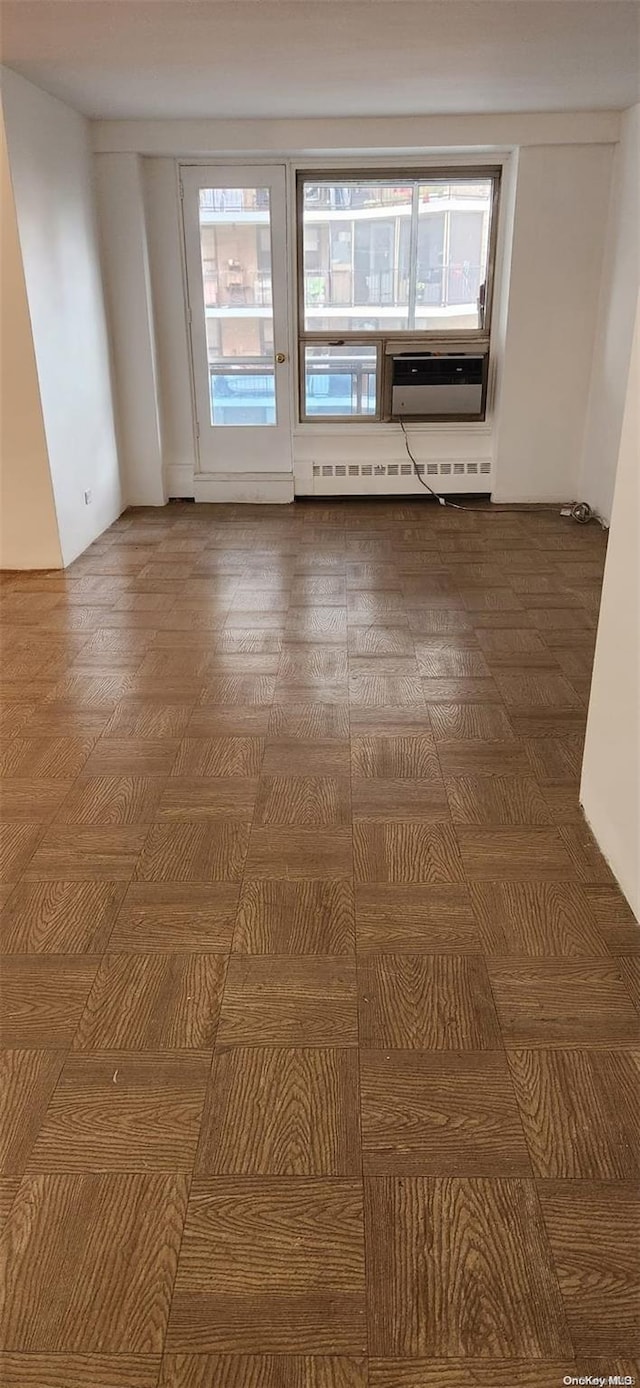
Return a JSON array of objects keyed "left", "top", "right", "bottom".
[{"left": 311, "top": 460, "right": 492, "bottom": 482}]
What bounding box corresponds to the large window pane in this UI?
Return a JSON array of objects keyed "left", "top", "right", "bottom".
[
  {"left": 301, "top": 175, "right": 494, "bottom": 334},
  {"left": 302, "top": 181, "right": 412, "bottom": 331},
  {"left": 198, "top": 187, "right": 276, "bottom": 426},
  {"left": 415, "top": 181, "right": 492, "bottom": 330},
  {"left": 304, "top": 344, "right": 377, "bottom": 418}
]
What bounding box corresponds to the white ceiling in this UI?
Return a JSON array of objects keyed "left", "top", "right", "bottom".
[{"left": 1, "top": 0, "right": 639, "bottom": 122}]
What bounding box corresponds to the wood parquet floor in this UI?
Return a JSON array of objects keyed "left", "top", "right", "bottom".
[{"left": 0, "top": 499, "right": 638, "bottom": 1387}]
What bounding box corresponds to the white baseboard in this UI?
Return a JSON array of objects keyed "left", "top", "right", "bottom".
[
  {"left": 193, "top": 472, "right": 294, "bottom": 504},
  {"left": 166, "top": 464, "right": 195, "bottom": 498}
]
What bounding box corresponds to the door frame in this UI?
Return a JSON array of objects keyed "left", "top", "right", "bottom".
[{"left": 180, "top": 162, "right": 294, "bottom": 488}]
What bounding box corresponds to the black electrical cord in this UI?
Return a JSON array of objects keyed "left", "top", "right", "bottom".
[
  {"left": 399, "top": 420, "right": 449, "bottom": 505},
  {"left": 399, "top": 421, "right": 595, "bottom": 518}
]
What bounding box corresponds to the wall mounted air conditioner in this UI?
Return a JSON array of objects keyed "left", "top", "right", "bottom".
[{"left": 389, "top": 351, "right": 487, "bottom": 421}]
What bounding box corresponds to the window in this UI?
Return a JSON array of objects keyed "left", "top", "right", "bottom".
[
  {"left": 197, "top": 186, "right": 276, "bottom": 426},
  {"left": 297, "top": 169, "right": 500, "bottom": 420},
  {"left": 303, "top": 344, "right": 377, "bottom": 418}
]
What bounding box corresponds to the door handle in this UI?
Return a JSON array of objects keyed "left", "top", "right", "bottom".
[{"left": 275, "top": 352, "right": 287, "bottom": 364}]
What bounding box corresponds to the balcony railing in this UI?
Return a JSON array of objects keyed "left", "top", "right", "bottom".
[
  {"left": 200, "top": 188, "right": 270, "bottom": 212},
  {"left": 207, "top": 356, "right": 376, "bottom": 418},
  {"left": 305, "top": 262, "right": 483, "bottom": 314}
]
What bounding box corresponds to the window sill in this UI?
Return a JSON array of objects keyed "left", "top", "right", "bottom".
[{"left": 293, "top": 419, "right": 493, "bottom": 435}]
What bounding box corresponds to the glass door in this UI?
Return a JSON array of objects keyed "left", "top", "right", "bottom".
[{"left": 181, "top": 164, "right": 292, "bottom": 474}]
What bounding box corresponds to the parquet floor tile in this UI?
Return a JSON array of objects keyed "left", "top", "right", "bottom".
[
  {"left": 364, "top": 1176, "right": 571, "bottom": 1357},
  {"left": 233, "top": 878, "right": 355, "bottom": 954},
  {"left": 108, "top": 882, "right": 239, "bottom": 952},
  {"left": 367, "top": 1362, "right": 639, "bottom": 1387},
  {"left": 445, "top": 773, "right": 552, "bottom": 825},
  {"left": 134, "top": 821, "right": 249, "bottom": 882},
  {"left": 0, "top": 880, "right": 126, "bottom": 954},
  {"left": 354, "top": 821, "right": 464, "bottom": 882},
  {"left": 429, "top": 702, "right": 515, "bottom": 741},
  {"left": 0, "top": 1050, "right": 65, "bottom": 1174},
  {"left": 351, "top": 777, "right": 450, "bottom": 822},
  {"left": 27, "top": 1051, "right": 211, "bottom": 1171},
  {"left": 159, "top": 1356, "right": 367, "bottom": 1388},
  {"left": 350, "top": 734, "right": 440, "bottom": 779},
  {"left": 0, "top": 1173, "right": 188, "bottom": 1351},
  {"left": 538, "top": 1180, "right": 640, "bottom": 1354},
  {"left": 0, "top": 957, "right": 100, "bottom": 1047},
  {"left": 1, "top": 500, "right": 636, "bottom": 1379},
  {"left": 72, "top": 953, "right": 227, "bottom": 1050},
  {"left": 0, "top": 780, "right": 74, "bottom": 824},
  {"left": 0, "top": 1356, "right": 162, "bottom": 1387},
  {"left": 262, "top": 737, "right": 351, "bottom": 775},
  {"left": 80, "top": 738, "right": 181, "bottom": 775},
  {"left": 507, "top": 1048, "right": 640, "bottom": 1178},
  {"left": 157, "top": 778, "right": 258, "bottom": 822},
  {"left": 196, "top": 1046, "right": 360, "bottom": 1176},
  {"left": 436, "top": 738, "right": 531, "bottom": 776},
  {"left": 488, "top": 959, "right": 640, "bottom": 1046},
  {"left": 456, "top": 826, "right": 579, "bottom": 880},
  {"left": 218, "top": 956, "right": 358, "bottom": 1046},
  {"left": 360, "top": 1050, "right": 530, "bottom": 1175},
  {"left": 166, "top": 1178, "right": 366, "bottom": 1353},
  {"left": 469, "top": 882, "right": 611, "bottom": 955},
  {"left": 54, "top": 775, "right": 165, "bottom": 826},
  {"left": 0, "top": 825, "right": 41, "bottom": 883},
  {"left": 358, "top": 953, "right": 500, "bottom": 1049},
  {"left": 171, "top": 736, "right": 264, "bottom": 777},
  {"left": 355, "top": 884, "right": 479, "bottom": 952},
  {"left": 254, "top": 775, "right": 351, "bottom": 827},
  {"left": 245, "top": 825, "right": 353, "bottom": 878}
]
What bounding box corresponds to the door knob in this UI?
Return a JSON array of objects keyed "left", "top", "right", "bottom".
[{"left": 275, "top": 352, "right": 287, "bottom": 364}]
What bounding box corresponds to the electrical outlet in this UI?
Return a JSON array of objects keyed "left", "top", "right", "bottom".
[{"left": 84, "top": 489, "right": 92, "bottom": 506}]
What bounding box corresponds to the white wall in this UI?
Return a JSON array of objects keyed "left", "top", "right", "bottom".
[
  {"left": 579, "top": 104, "right": 640, "bottom": 523},
  {"left": 1, "top": 68, "right": 121, "bottom": 565},
  {"left": 0, "top": 108, "right": 62, "bottom": 569},
  {"left": 90, "top": 115, "right": 617, "bottom": 507},
  {"left": 581, "top": 293, "right": 639, "bottom": 919},
  {"left": 94, "top": 153, "right": 165, "bottom": 506},
  {"left": 493, "top": 142, "right": 613, "bottom": 502},
  {"left": 92, "top": 110, "right": 620, "bottom": 157},
  {"left": 143, "top": 157, "right": 195, "bottom": 495}
]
